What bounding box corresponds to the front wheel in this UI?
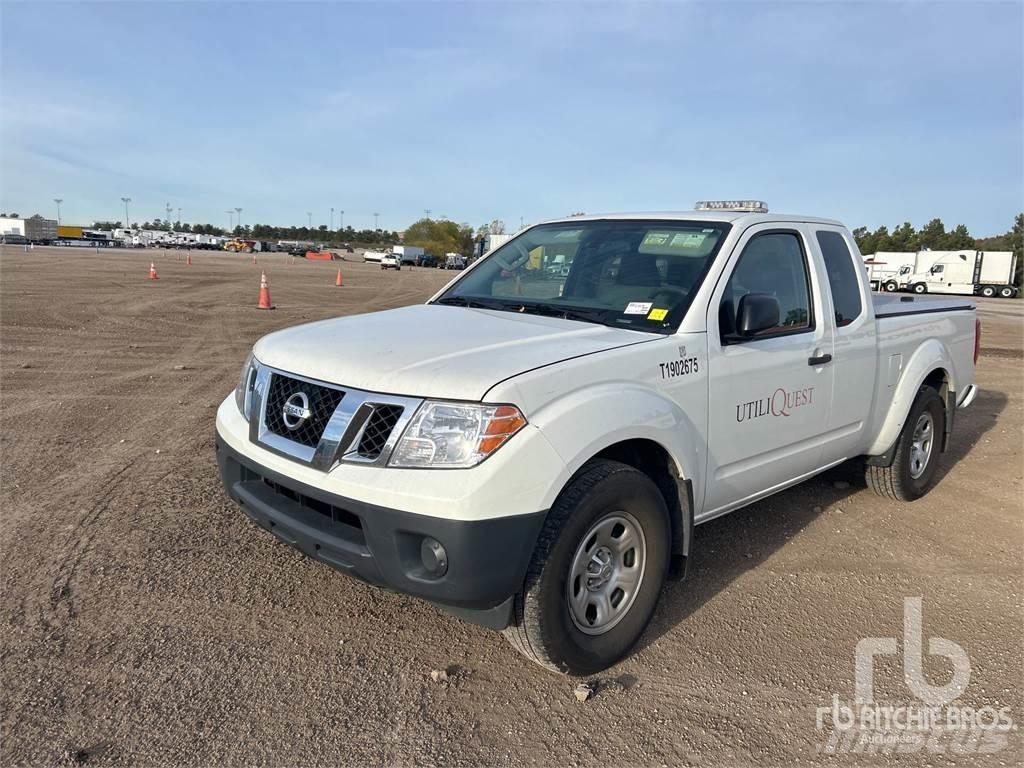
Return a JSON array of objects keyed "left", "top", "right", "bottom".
[
  {"left": 884, "top": 281, "right": 899, "bottom": 292},
  {"left": 503, "top": 459, "right": 670, "bottom": 675}
]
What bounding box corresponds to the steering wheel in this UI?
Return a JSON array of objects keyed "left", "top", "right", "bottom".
[{"left": 650, "top": 286, "right": 686, "bottom": 306}]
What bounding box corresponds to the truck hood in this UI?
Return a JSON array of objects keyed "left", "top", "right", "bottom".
[{"left": 253, "top": 304, "right": 655, "bottom": 401}]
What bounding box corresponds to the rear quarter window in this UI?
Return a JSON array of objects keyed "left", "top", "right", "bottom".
[{"left": 816, "top": 230, "right": 863, "bottom": 327}]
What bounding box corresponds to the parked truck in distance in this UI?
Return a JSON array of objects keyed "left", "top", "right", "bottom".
[
  {"left": 217, "top": 201, "right": 981, "bottom": 675},
  {"left": 865, "top": 249, "right": 1018, "bottom": 298},
  {"left": 864, "top": 251, "right": 917, "bottom": 291},
  {"left": 391, "top": 245, "right": 425, "bottom": 266},
  {"left": 24, "top": 215, "right": 58, "bottom": 244},
  {"left": 900, "top": 250, "right": 1017, "bottom": 298}
]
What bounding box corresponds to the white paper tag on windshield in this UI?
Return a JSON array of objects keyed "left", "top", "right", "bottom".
[{"left": 624, "top": 301, "right": 653, "bottom": 315}]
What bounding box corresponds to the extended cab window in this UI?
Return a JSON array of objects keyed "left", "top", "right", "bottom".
[
  {"left": 436, "top": 220, "right": 731, "bottom": 333},
  {"left": 720, "top": 231, "right": 812, "bottom": 340},
  {"left": 816, "top": 230, "right": 863, "bottom": 327}
]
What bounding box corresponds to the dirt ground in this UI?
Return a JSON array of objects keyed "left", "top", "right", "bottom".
[{"left": 1, "top": 246, "right": 1021, "bottom": 767}]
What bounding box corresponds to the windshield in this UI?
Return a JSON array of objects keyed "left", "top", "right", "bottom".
[{"left": 435, "top": 219, "right": 730, "bottom": 333}]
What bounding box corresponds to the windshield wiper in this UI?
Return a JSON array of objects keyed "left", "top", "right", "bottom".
[
  {"left": 434, "top": 296, "right": 514, "bottom": 311},
  {"left": 510, "top": 301, "right": 613, "bottom": 326},
  {"left": 436, "top": 296, "right": 650, "bottom": 330}
]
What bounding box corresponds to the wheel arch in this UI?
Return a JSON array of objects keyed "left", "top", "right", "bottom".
[
  {"left": 590, "top": 438, "right": 694, "bottom": 580},
  {"left": 866, "top": 340, "right": 956, "bottom": 461}
]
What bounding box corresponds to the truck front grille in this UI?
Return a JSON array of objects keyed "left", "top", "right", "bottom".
[
  {"left": 357, "top": 405, "right": 405, "bottom": 459},
  {"left": 264, "top": 373, "right": 344, "bottom": 448}
]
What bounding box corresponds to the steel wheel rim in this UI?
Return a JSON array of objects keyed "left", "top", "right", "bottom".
[
  {"left": 909, "top": 411, "right": 935, "bottom": 479},
  {"left": 567, "top": 512, "right": 647, "bottom": 636}
]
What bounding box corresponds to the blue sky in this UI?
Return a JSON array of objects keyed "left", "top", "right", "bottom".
[{"left": 2, "top": 2, "right": 1021, "bottom": 235}]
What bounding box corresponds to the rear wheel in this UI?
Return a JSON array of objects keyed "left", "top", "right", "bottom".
[
  {"left": 912, "top": 283, "right": 928, "bottom": 294},
  {"left": 866, "top": 385, "right": 945, "bottom": 501},
  {"left": 999, "top": 286, "right": 1015, "bottom": 298},
  {"left": 503, "top": 459, "right": 670, "bottom": 675},
  {"left": 981, "top": 285, "right": 996, "bottom": 298}
]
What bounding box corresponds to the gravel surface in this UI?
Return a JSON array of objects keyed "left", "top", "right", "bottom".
[{"left": 2, "top": 246, "right": 1021, "bottom": 766}]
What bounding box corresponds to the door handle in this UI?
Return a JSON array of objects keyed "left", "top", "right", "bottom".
[{"left": 808, "top": 354, "right": 833, "bottom": 366}]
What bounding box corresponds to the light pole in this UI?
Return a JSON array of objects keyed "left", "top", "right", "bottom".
[
  {"left": 54, "top": 198, "right": 63, "bottom": 225},
  {"left": 177, "top": 207, "right": 182, "bottom": 225},
  {"left": 339, "top": 210, "right": 344, "bottom": 230},
  {"left": 330, "top": 207, "right": 334, "bottom": 230},
  {"left": 424, "top": 208, "right": 431, "bottom": 219},
  {"left": 226, "top": 210, "right": 234, "bottom": 232},
  {"left": 121, "top": 197, "right": 131, "bottom": 229},
  {"left": 235, "top": 207, "right": 242, "bottom": 233},
  {"left": 166, "top": 202, "right": 173, "bottom": 229},
  {"left": 374, "top": 212, "right": 380, "bottom": 231}
]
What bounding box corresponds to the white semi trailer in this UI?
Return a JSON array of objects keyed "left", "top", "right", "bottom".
[{"left": 900, "top": 250, "right": 1017, "bottom": 298}]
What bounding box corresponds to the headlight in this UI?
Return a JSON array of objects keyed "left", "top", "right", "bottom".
[
  {"left": 234, "top": 351, "right": 258, "bottom": 419},
  {"left": 389, "top": 401, "right": 527, "bottom": 468}
]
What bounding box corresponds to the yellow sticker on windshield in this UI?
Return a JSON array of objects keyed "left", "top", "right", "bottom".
[{"left": 648, "top": 308, "right": 669, "bottom": 321}]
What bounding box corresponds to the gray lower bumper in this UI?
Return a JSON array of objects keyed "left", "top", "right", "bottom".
[{"left": 216, "top": 433, "right": 546, "bottom": 629}]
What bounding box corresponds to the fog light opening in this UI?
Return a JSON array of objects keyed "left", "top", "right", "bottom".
[{"left": 420, "top": 537, "right": 448, "bottom": 577}]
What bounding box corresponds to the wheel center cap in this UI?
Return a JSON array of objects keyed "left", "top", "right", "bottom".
[{"left": 586, "top": 547, "right": 614, "bottom": 590}]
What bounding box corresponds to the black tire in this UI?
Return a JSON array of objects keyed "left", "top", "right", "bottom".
[
  {"left": 999, "top": 286, "right": 1015, "bottom": 298},
  {"left": 866, "top": 385, "right": 945, "bottom": 502},
  {"left": 502, "top": 459, "right": 670, "bottom": 675},
  {"left": 884, "top": 281, "right": 899, "bottom": 292},
  {"left": 981, "top": 286, "right": 996, "bottom": 298},
  {"left": 912, "top": 283, "right": 928, "bottom": 294}
]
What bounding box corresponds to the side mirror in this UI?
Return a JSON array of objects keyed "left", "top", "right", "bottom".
[{"left": 736, "top": 292, "right": 780, "bottom": 337}]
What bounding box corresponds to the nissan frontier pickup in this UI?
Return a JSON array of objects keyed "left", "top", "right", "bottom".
[{"left": 216, "top": 201, "right": 979, "bottom": 674}]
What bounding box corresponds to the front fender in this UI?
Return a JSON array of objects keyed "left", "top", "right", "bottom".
[
  {"left": 528, "top": 381, "right": 704, "bottom": 514},
  {"left": 866, "top": 337, "right": 955, "bottom": 457}
]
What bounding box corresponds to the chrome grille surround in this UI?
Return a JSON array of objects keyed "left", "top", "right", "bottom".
[{"left": 248, "top": 364, "right": 422, "bottom": 470}]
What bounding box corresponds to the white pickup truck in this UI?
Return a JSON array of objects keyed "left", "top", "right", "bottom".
[{"left": 216, "top": 202, "right": 980, "bottom": 675}]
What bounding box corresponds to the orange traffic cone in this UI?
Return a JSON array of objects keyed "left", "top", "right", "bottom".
[
  {"left": 335, "top": 268, "right": 344, "bottom": 287},
  {"left": 186, "top": 252, "right": 192, "bottom": 266},
  {"left": 148, "top": 262, "right": 159, "bottom": 280},
  {"left": 257, "top": 271, "right": 274, "bottom": 310}
]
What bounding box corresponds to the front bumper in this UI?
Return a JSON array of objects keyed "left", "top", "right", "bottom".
[{"left": 216, "top": 434, "right": 546, "bottom": 629}]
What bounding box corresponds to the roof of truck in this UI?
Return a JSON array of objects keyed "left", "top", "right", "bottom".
[{"left": 539, "top": 210, "right": 846, "bottom": 228}]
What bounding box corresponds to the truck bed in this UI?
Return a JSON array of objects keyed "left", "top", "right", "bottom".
[{"left": 872, "top": 293, "right": 975, "bottom": 318}]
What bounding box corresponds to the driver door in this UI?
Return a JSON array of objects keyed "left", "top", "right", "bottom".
[{"left": 703, "top": 225, "right": 834, "bottom": 518}]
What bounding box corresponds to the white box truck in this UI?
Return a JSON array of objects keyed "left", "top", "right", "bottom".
[
  {"left": 902, "top": 250, "right": 1017, "bottom": 298},
  {"left": 391, "top": 245, "right": 425, "bottom": 265}
]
